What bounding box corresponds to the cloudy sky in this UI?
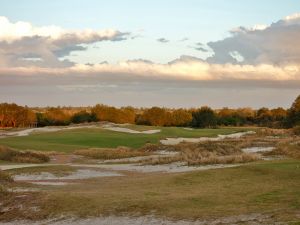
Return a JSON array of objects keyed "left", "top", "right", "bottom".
[{"left": 0, "top": 0, "right": 300, "bottom": 108}]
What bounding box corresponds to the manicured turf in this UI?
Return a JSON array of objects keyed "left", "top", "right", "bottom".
[{"left": 0, "top": 126, "right": 249, "bottom": 152}]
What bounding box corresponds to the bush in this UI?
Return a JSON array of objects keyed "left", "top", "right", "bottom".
[{"left": 191, "top": 107, "right": 217, "bottom": 128}]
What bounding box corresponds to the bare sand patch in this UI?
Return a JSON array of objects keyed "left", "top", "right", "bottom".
[
  {"left": 0, "top": 125, "right": 98, "bottom": 137},
  {"left": 71, "top": 162, "right": 240, "bottom": 173},
  {"left": 0, "top": 213, "right": 274, "bottom": 225},
  {"left": 13, "top": 169, "right": 123, "bottom": 182},
  {"left": 242, "top": 146, "right": 275, "bottom": 153},
  {"left": 160, "top": 131, "right": 255, "bottom": 145},
  {"left": 103, "top": 126, "right": 161, "bottom": 134}
]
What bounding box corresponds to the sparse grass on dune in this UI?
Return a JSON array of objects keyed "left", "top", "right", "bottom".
[
  {"left": 140, "top": 155, "right": 182, "bottom": 165},
  {"left": 179, "top": 140, "right": 259, "bottom": 165},
  {"left": 140, "top": 140, "right": 261, "bottom": 165},
  {"left": 264, "top": 141, "right": 300, "bottom": 159},
  {"left": 184, "top": 152, "right": 259, "bottom": 165},
  {"left": 74, "top": 147, "right": 149, "bottom": 160},
  {"left": 0, "top": 146, "right": 50, "bottom": 163}
]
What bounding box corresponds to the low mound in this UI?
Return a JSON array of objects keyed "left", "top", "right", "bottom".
[
  {"left": 74, "top": 147, "right": 148, "bottom": 160},
  {"left": 179, "top": 140, "right": 258, "bottom": 165},
  {"left": 0, "top": 146, "right": 50, "bottom": 163}
]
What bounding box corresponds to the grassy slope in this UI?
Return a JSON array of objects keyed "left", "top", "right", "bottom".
[
  {"left": 0, "top": 126, "right": 249, "bottom": 152},
  {"left": 5, "top": 160, "right": 300, "bottom": 222}
]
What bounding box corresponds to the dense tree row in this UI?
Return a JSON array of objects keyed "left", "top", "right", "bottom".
[
  {"left": 1, "top": 95, "right": 300, "bottom": 128},
  {"left": 0, "top": 103, "right": 36, "bottom": 127}
]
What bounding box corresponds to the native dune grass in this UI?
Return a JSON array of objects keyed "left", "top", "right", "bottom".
[
  {"left": 139, "top": 140, "right": 261, "bottom": 165},
  {"left": 0, "top": 146, "right": 50, "bottom": 163},
  {"left": 74, "top": 147, "right": 149, "bottom": 160}
]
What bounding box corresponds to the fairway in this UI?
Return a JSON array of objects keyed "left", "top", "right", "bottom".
[{"left": 0, "top": 126, "right": 248, "bottom": 152}]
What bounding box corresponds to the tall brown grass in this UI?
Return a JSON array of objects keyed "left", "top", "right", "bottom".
[
  {"left": 177, "top": 140, "right": 259, "bottom": 165},
  {"left": 74, "top": 147, "right": 148, "bottom": 160},
  {"left": 0, "top": 169, "right": 13, "bottom": 196},
  {"left": 265, "top": 142, "right": 300, "bottom": 159},
  {"left": 140, "top": 155, "right": 182, "bottom": 165},
  {"left": 0, "top": 146, "right": 50, "bottom": 163}
]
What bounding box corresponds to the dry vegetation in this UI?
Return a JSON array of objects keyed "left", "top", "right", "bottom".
[
  {"left": 0, "top": 169, "right": 13, "bottom": 197},
  {"left": 140, "top": 155, "right": 182, "bottom": 165},
  {"left": 74, "top": 146, "right": 149, "bottom": 160},
  {"left": 0, "top": 146, "right": 50, "bottom": 163},
  {"left": 179, "top": 140, "right": 259, "bottom": 165}
]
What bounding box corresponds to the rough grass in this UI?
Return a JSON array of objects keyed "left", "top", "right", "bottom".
[
  {"left": 1, "top": 160, "right": 299, "bottom": 223},
  {"left": 74, "top": 147, "right": 148, "bottom": 160},
  {"left": 0, "top": 126, "right": 250, "bottom": 152},
  {"left": 8, "top": 165, "right": 77, "bottom": 176},
  {"left": 0, "top": 169, "right": 13, "bottom": 197},
  {"left": 0, "top": 169, "right": 13, "bottom": 183},
  {"left": 0, "top": 146, "right": 50, "bottom": 163}
]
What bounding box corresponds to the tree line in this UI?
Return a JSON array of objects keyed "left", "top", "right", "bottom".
[{"left": 1, "top": 95, "right": 300, "bottom": 129}]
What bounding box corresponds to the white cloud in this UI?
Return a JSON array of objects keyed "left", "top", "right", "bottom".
[
  {"left": 0, "top": 16, "right": 129, "bottom": 67},
  {"left": 208, "top": 13, "right": 300, "bottom": 65},
  {"left": 0, "top": 56, "right": 299, "bottom": 82}
]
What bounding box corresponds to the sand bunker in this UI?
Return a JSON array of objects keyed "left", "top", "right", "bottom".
[
  {"left": 103, "top": 126, "right": 161, "bottom": 134},
  {"left": 13, "top": 169, "right": 123, "bottom": 183},
  {"left": 160, "top": 131, "right": 255, "bottom": 145},
  {"left": 71, "top": 163, "right": 239, "bottom": 173},
  {"left": 0, "top": 123, "right": 161, "bottom": 137},
  {"left": 1, "top": 125, "right": 98, "bottom": 137},
  {"left": 242, "top": 146, "right": 275, "bottom": 153}
]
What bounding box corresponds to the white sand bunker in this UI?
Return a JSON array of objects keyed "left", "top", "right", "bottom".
[
  {"left": 242, "top": 146, "right": 275, "bottom": 153},
  {"left": 2, "top": 125, "right": 98, "bottom": 137},
  {"left": 13, "top": 169, "right": 123, "bottom": 184},
  {"left": 160, "top": 131, "right": 255, "bottom": 145},
  {"left": 73, "top": 163, "right": 239, "bottom": 173},
  {"left": 103, "top": 126, "right": 161, "bottom": 134}
]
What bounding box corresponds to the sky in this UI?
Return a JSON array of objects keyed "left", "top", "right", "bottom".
[{"left": 0, "top": 0, "right": 299, "bottom": 108}]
